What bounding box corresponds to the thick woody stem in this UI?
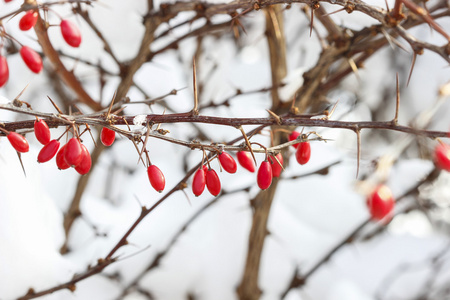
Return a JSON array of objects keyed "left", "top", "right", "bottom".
[{"left": 237, "top": 6, "right": 287, "bottom": 299}]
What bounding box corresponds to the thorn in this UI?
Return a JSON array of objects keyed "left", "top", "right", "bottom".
[
  {"left": 138, "top": 123, "right": 152, "bottom": 165},
  {"left": 266, "top": 109, "right": 282, "bottom": 125},
  {"left": 47, "top": 96, "right": 64, "bottom": 114},
  {"left": 239, "top": 126, "right": 257, "bottom": 165},
  {"left": 347, "top": 58, "right": 360, "bottom": 80},
  {"left": 106, "top": 91, "right": 117, "bottom": 119},
  {"left": 393, "top": 73, "right": 400, "bottom": 124},
  {"left": 272, "top": 153, "right": 285, "bottom": 171},
  {"left": 407, "top": 52, "right": 417, "bottom": 86},
  {"left": 111, "top": 106, "right": 126, "bottom": 116},
  {"left": 17, "top": 152, "right": 26, "bottom": 177},
  {"left": 355, "top": 129, "right": 361, "bottom": 179},
  {"left": 191, "top": 58, "right": 199, "bottom": 116},
  {"left": 320, "top": 7, "right": 345, "bottom": 17},
  {"left": 14, "top": 83, "right": 29, "bottom": 100},
  {"left": 181, "top": 189, "right": 192, "bottom": 206},
  {"left": 321, "top": 99, "right": 339, "bottom": 120}
]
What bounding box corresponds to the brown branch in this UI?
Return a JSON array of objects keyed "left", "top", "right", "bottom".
[
  {"left": 33, "top": 11, "right": 102, "bottom": 111},
  {"left": 280, "top": 167, "right": 441, "bottom": 299}
]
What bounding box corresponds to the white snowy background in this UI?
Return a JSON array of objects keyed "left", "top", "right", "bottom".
[{"left": 0, "top": 0, "right": 450, "bottom": 299}]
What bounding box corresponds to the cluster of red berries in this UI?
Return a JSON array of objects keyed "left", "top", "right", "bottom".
[
  {"left": 3, "top": 118, "right": 92, "bottom": 174},
  {"left": 190, "top": 130, "right": 312, "bottom": 197},
  {"left": 0, "top": 2, "right": 82, "bottom": 87}
]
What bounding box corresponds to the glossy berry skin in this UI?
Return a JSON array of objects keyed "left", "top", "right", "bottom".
[
  {"left": 64, "top": 138, "right": 83, "bottom": 167},
  {"left": 37, "top": 140, "right": 60, "bottom": 163},
  {"left": 75, "top": 144, "right": 91, "bottom": 175},
  {"left": 434, "top": 143, "right": 450, "bottom": 172},
  {"left": 20, "top": 46, "right": 43, "bottom": 73},
  {"left": 237, "top": 151, "right": 255, "bottom": 173},
  {"left": 7, "top": 132, "right": 29, "bottom": 153},
  {"left": 60, "top": 19, "right": 82, "bottom": 47},
  {"left": 192, "top": 168, "right": 206, "bottom": 196},
  {"left": 147, "top": 165, "right": 165, "bottom": 192},
  {"left": 34, "top": 118, "right": 51, "bottom": 145},
  {"left": 218, "top": 152, "right": 237, "bottom": 173},
  {"left": 257, "top": 160, "right": 273, "bottom": 190},
  {"left": 289, "top": 131, "right": 301, "bottom": 149},
  {"left": 269, "top": 153, "right": 283, "bottom": 178},
  {"left": 296, "top": 142, "right": 311, "bottom": 165},
  {"left": 56, "top": 144, "right": 70, "bottom": 170},
  {"left": 206, "top": 169, "right": 221, "bottom": 196},
  {"left": 0, "top": 56, "right": 9, "bottom": 87},
  {"left": 367, "top": 185, "right": 395, "bottom": 221},
  {"left": 19, "top": 10, "right": 38, "bottom": 31},
  {"left": 101, "top": 127, "right": 115, "bottom": 146}
]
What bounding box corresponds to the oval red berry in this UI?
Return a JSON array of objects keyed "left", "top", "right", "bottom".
[
  {"left": 101, "top": 127, "right": 115, "bottom": 146},
  {"left": 147, "top": 165, "right": 165, "bottom": 192},
  {"left": 257, "top": 160, "right": 273, "bottom": 190},
  {"left": 295, "top": 142, "right": 311, "bottom": 165},
  {"left": 0, "top": 56, "right": 9, "bottom": 87},
  {"left": 7, "top": 132, "right": 29, "bottom": 153},
  {"left": 75, "top": 144, "right": 91, "bottom": 175},
  {"left": 237, "top": 151, "right": 255, "bottom": 173},
  {"left": 64, "top": 138, "right": 83, "bottom": 167},
  {"left": 367, "top": 185, "right": 395, "bottom": 221},
  {"left": 206, "top": 169, "right": 221, "bottom": 196},
  {"left": 37, "top": 139, "right": 60, "bottom": 163},
  {"left": 34, "top": 118, "right": 51, "bottom": 145},
  {"left": 60, "top": 19, "right": 82, "bottom": 48},
  {"left": 289, "top": 131, "right": 300, "bottom": 149},
  {"left": 56, "top": 144, "right": 70, "bottom": 170},
  {"left": 19, "top": 10, "right": 38, "bottom": 31},
  {"left": 434, "top": 143, "right": 450, "bottom": 172},
  {"left": 218, "top": 152, "right": 237, "bottom": 173},
  {"left": 269, "top": 153, "right": 283, "bottom": 178},
  {"left": 192, "top": 168, "right": 206, "bottom": 196},
  {"left": 20, "top": 46, "right": 43, "bottom": 73}
]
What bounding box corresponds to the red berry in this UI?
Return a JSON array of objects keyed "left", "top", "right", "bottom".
[
  {"left": 367, "top": 185, "right": 395, "bottom": 221},
  {"left": 0, "top": 56, "right": 9, "bottom": 87},
  {"left": 64, "top": 138, "right": 83, "bottom": 167},
  {"left": 269, "top": 153, "right": 283, "bottom": 178},
  {"left": 218, "top": 152, "right": 237, "bottom": 173},
  {"left": 257, "top": 160, "right": 273, "bottom": 190},
  {"left": 34, "top": 118, "right": 51, "bottom": 145},
  {"left": 192, "top": 168, "right": 206, "bottom": 196},
  {"left": 206, "top": 169, "right": 221, "bottom": 196},
  {"left": 37, "top": 139, "right": 60, "bottom": 163},
  {"left": 237, "top": 151, "right": 255, "bottom": 173},
  {"left": 19, "top": 10, "right": 38, "bottom": 31},
  {"left": 289, "top": 131, "right": 301, "bottom": 149},
  {"left": 75, "top": 144, "right": 91, "bottom": 175},
  {"left": 101, "top": 127, "right": 115, "bottom": 146},
  {"left": 20, "top": 46, "right": 43, "bottom": 73},
  {"left": 5, "top": 0, "right": 13, "bottom": 2},
  {"left": 60, "top": 19, "right": 82, "bottom": 48},
  {"left": 147, "top": 165, "right": 165, "bottom": 192},
  {"left": 434, "top": 143, "right": 450, "bottom": 172},
  {"left": 56, "top": 144, "right": 70, "bottom": 170},
  {"left": 295, "top": 142, "right": 311, "bottom": 165},
  {"left": 7, "top": 132, "right": 29, "bottom": 153}
]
